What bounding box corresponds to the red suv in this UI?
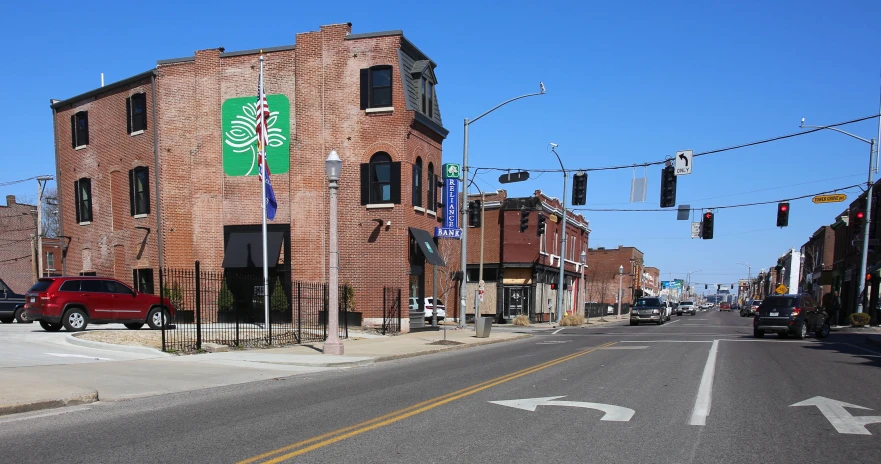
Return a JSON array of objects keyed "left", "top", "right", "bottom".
[{"left": 24, "top": 277, "right": 175, "bottom": 332}]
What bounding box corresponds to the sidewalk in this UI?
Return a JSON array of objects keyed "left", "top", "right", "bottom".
[
  {"left": 0, "top": 323, "right": 548, "bottom": 417},
  {"left": 831, "top": 325, "right": 881, "bottom": 348}
]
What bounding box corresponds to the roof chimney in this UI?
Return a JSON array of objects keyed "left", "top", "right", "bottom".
[{"left": 5, "top": 195, "right": 15, "bottom": 206}]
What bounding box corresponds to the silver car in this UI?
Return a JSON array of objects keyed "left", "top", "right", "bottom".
[{"left": 677, "top": 301, "right": 696, "bottom": 316}]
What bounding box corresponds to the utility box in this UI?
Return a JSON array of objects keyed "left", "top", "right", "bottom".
[{"left": 475, "top": 317, "right": 493, "bottom": 338}]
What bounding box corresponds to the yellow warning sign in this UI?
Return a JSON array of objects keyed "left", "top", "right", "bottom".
[
  {"left": 775, "top": 284, "right": 788, "bottom": 294},
  {"left": 812, "top": 194, "right": 847, "bottom": 204}
]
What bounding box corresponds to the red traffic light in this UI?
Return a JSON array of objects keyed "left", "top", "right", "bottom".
[
  {"left": 780, "top": 205, "right": 788, "bottom": 212},
  {"left": 705, "top": 213, "right": 712, "bottom": 219},
  {"left": 857, "top": 211, "right": 866, "bottom": 219}
]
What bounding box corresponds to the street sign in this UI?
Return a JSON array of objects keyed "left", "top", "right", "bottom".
[
  {"left": 812, "top": 194, "right": 847, "bottom": 204},
  {"left": 775, "top": 284, "right": 788, "bottom": 294},
  {"left": 851, "top": 238, "right": 879, "bottom": 247},
  {"left": 478, "top": 290, "right": 484, "bottom": 302},
  {"left": 498, "top": 171, "right": 530, "bottom": 184},
  {"left": 677, "top": 205, "right": 690, "bottom": 220},
  {"left": 442, "top": 163, "right": 461, "bottom": 180},
  {"left": 792, "top": 396, "right": 881, "bottom": 435},
  {"left": 435, "top": 176, "right": 461, "bottom": 239},
  {"left": 489, "top": 396, "right": 635, "bottom": 421},
  {"left": 675, "top": 150, "right": 693, "bottom": 176},
  {"left": 479, "top": 280, "right": 485, "bottom": 290},
  {"left": 691, "top": 222, "right": 701, "bottom": 238}
]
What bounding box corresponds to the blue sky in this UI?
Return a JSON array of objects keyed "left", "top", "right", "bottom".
[{"left": 2, "top": 0, "right": 880, "bottom": 289}]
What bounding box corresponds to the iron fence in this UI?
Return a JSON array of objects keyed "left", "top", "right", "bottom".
[
  {"left": 160, "top": 262, "right": 349, "bottom": 352},
  {"left": 381, "top": 287, "right": 402, "bottom": 335}
]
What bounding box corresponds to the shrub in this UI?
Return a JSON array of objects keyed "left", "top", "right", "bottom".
[
  {"left": 850, "top": 312, "right": 871, "bottom": 327},
  {"left": 340, "top": 285, "right": 356, "bottom": 311},
  {"left": 217, "top": 281, "right": 233, "bottom": 312},
  {"left": 162, "top": 282, "right": 184, "bottom": 311},
  {"left": 513, "top": 315, "right": 530, "bottom": 326},
  {"left": 560, "top": 313, "right": 586, "bottom": 326},
  {"left": 270, "top": 278, "right": 288, "bottom": 312}
]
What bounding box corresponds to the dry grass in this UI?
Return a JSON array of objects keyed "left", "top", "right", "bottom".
[
  {"left": 560, "top": 313, "right": 586, "bottom": 326},
  {"left": 850, "top": 312, "right": 871, "bottom": 327},
  {"left": 512, "top": 315, "right": 531, "bottom": 326}
]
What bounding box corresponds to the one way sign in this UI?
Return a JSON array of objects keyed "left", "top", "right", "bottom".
[{"left": 675, "top": 150, "right": 693, "bottom": 176}]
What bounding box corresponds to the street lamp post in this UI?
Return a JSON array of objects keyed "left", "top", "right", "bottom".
[
  {"left": 459, "top": 83, "right": 546, "bottom": 328},
  {"left": 617, "top": 265, "right": 624, "bottom": 321},
  {"left": 801, "top": 117, "right": 880, "bottom": 313},
  {"left": 580, "top": 250, "right": 587, "bottom": 323},
  {"left": 550, "top": 144, "right": 568, "bottom": 323},
  {"left": 324, "top": 149, "right": 344, "bottom": 355},
  {"left": 736, "top": 262, "right": 751, "bottom": 303}
]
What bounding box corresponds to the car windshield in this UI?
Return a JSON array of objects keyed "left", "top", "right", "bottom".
[
  {"left": 28, "top": 279, "right": 53, "bottom": 292},
  {"left": 760, "top": 297, "right": 796, "bottom": 309},
  {"left": 635, "top": 298, "right": 661, "bottom": 307}
]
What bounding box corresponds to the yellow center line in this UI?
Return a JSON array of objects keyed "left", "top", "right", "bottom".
[{"left": 239, "top": 341, "right": 617, "bottom": 464}]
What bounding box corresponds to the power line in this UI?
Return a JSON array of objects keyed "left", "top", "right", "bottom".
[
  {"left": 472, "top": 113, "right": 880, "bottom": 173},
  {"left": 0, "top": 254, "right": 31, "bottom": 264},
  {"left": 0, "top": 175, "right": 54, "bottom": 188}
]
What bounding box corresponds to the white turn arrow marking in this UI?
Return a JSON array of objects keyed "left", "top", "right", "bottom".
[
  {"left": 791, "top": 396, "right": 881, "bottom": 435},
  {"left": 489, "top": 396, "right": 634, "bottom": 421}
]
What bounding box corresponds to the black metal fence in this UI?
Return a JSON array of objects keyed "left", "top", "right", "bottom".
[
  {"left": 381, "top": 287, "right": 402, "bottom": 335},
  {"left": 160, "top": 262, "right": 349, "bottom": 352}
]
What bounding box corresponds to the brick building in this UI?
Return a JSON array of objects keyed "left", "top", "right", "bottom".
[
  {"left": 0, "top": 195, "right": 37, "bottom": 293},
  {"left": 643, "top": 266, "right": 660, "bottom": 296},
  {"left": 459, "top": 190, "right": 590, "bottom": 322},
  {"left": 800, "top": 225, "right": 834, "bottom": 302},
  {"left": 584, "top": 246, "right": 646, "bottom": 308},
  {"left": 50, "top": 23, "right": 450, "bottom": 330}
]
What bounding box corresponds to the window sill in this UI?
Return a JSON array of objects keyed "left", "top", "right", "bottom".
[
  {"left": 134, "top": 213, "right": 148, "bottom": 219},
  {"left": 366, "top": 107, "right": 394, "bottom": 114},
  {"left": 78, "top": 221, "right": 91, "bottom": 226},
  {"left": 130, "top": 130, "right": 145, "bottom": 137},
  {"left": 413, "top": 206, "right": 425, "bottom": 213},
  {"left": 366, "top": 203, "right": 395, "bottom": 210},
  {"left": 427, "top": 210, "right": 437, "bottom": 217},
  {"left": 75, "top": 145, "right": 88, "bottom": 151}
]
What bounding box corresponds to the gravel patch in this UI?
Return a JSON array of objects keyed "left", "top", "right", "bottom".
[{"left": 74, "top": 330, "right": 163, "bottom": 350}]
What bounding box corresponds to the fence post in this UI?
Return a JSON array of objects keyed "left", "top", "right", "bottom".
[
  {"left": 235, "top": 274, "right": 240, "bottom": 347},
  {"left": 195, "top": 261, "right": 202, "bottom": 351},
  {"left": 397, "top": 288, "right": 402, "bottom": 333},
  {"left": 323, "top": 283, "right": 328, "bottom": 341},
  {"left": 343, "top": 285, "right": 348, "bottom": 339},
  {"left": 268, "top": 280, "right": 272, "bottom": 346},
  {"left": 297, "top": 282, "right": 302, "bottom": 343},
  {"left": 160, "top": 268, "right": 166, "bottom": 351}
]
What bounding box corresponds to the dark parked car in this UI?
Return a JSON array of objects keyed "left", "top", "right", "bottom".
[
  {"left": 630, "top": 297, "right": 669, "bottom": 325},
  {"left": 0, "top": 278, "right": 31, "bottom": 323},
  {"left": 741, "top": 299, "right": 762, "bottom": 317},
  {"left": 753, "top": 294, "right": 829, "bottom": 339},
  {"left": 24, "top": 277, "right": 175, "bottom": 332}
]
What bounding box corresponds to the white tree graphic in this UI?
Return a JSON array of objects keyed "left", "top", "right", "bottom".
[{"left": 223, "top": 101, "right": 287, "bottom": 175}]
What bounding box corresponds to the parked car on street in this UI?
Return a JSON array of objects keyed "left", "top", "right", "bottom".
[
  {"left": 677, "top": 301, "right": 697, "bottom": 316},
  {"left": 630, "top": 297, "right": 670, "bottom": 325},
  {"left": 24, "top": 277, "right": 175, "bottom": 332},
  {"left": 741, "top": 299, "right": 762, "bottom": 317},
  {"left": 0, "top": 278, "right": 30, "bottom": 323},
  {"left": 719, "top": 302, "right": 731, "bottom": 311},
  {"left": 753, "top": 294, "right": 829, "bottom": 339},
  {"left": 410, "top": 297, "right": 445, "bottom": 322}
]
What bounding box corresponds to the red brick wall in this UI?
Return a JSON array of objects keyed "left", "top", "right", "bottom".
[
  {"left": 53, "top": 77, "right": 158, "bottom": 287},
  {"left": 584, "top": 246, "right": 644, "bottom": 306},
  {"left": 0, "top": 196, "right": 37, "bottom": 293}
]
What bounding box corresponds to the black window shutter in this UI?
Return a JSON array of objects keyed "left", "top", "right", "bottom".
[
  {"left": 70, "top": 115, "right": 76, "bottom": 148},
  {"left": 360, "top": 69, "right": 369, "bottom": 110},
  {"left": 390, "top": 162, "right": 402, "bottom": 204},
  {"left": 129, "top": 169, "right": 135, "bottom": 216},
  {"left": 82, "top": 112, "right": 89, "bottom": 146},
  {"left": 126, "top": 97, "right": 132, "bottom": 134},
  {"left": 74, "top": 180, "right": 81, "bottom": 223},
  {"left": 360, "top": 163, "right": 369, "bottom": 205}
]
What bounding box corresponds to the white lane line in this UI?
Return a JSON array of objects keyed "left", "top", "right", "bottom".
[
  {"left": 620, "top": 340, "right": 713, "bottom": 343},
  {"left": 661, "top": 320, "right": 681, "bottom": 326},
  {"left": 45, "top": 353, "right": 113, "bottom": 361},
  {"left": 689, "top": 339, "right": 720, "bottom": 426},
  {"left": 552, "top": 328, "right": 564, "bottom": 335}
]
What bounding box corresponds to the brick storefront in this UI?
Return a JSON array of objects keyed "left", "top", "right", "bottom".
[{"left": 51, "top": 24, "right": 449, "bottom": 330}]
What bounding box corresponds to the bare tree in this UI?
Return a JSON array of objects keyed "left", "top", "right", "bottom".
[{"left": 42, "top": 188, "right": 58, "bottom": 238}]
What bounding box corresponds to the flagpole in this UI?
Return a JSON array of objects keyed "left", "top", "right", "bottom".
[{"left": 260, "top": 54, "right": 270, "bottom": 332}]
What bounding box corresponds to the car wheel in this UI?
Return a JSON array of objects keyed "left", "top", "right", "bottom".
[
  {"left": 124, "top": 323, "right": 144, "bottom": 330},
  {"left": 14, "top": 307, "right": 31, "bottom": 323},
  {"left": 753, "top": 329, "right": 765, "bottom": 338},
  {"left": 794, "top": 322, "right": 807, "bottom": 340},
  {"left": 0, "top": 317, "right": 13, "bottom": 324},
  {"left": 815, "top": 322, "right": 830, "bottom": 339},
  {"left": 147, "top": 307, "right": 167, "bottom": 330},
  {"left": 39, "top": 321, "right": 63, "bottom": 332},
  {"left": 62, "top": 308, "right": 89, "bottom": 332}
]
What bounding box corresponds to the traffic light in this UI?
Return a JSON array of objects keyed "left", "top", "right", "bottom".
[
  {"left": 536, "top": 212, "right": 547, "bottom": 236},
  {"left": 660, "top": 165, "right": 677, "bottom": 208},
  {"left": 701, "top": 211, "right": 715, "bottom": 239},
  {"left": 854, "top": 210, "right": 865, "bottom": 226},
  {"left": 572, "top": 172, "right": 588, "bottom": 206},
  {"left": 705, "top": 284, "right": 708, "bottom": 290},
  {"left": 468, "top": 201, "right": 481, "bottom": 227},
  {"left": 519, "top": 207, "right": 529, "bottom": 233},
  {"left": 776, "top": 202, "right": 790, "bottom": 227}
]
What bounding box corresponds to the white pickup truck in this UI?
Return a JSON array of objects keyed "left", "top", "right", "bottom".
[{"left": 677, "top": 301, "right": 696, "bottom": 316}]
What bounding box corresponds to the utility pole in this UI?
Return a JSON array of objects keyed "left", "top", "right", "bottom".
[{"left": 36, "top": 176, "right": 53, "bottom": 279}]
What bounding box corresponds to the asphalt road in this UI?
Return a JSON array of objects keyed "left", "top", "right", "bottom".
[{"left": 2, "top": 310, "right": 880, "bottom": 463}]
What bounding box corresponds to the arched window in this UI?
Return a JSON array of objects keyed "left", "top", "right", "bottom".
[
  {"left": 360, "top": 152, "right": 401, "bottom": 205},
  {"left": 413, "top": 157, "right": 423, "bottom": 207},
  {"left": 427, "top": 163, "right": 435, "bottom": 211}
]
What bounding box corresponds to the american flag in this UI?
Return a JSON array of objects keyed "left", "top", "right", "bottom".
[{"left": 256, "top": 60, "right": 277, "bottom": 220}]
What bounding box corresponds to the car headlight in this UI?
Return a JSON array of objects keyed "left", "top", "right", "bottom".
[{"left": 652, "top": 309, "right": 660, "bottom": 314}]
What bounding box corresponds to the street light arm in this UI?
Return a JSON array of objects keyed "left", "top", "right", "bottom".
[
  {"left": 800, "top": 122, "right": 873, "bottom": 144},
  {"left": 550, "top": 147, "right": 567, "bottom": 176},
  {"left": 468, "top": 89, "right": 546, "bottom": 125}
]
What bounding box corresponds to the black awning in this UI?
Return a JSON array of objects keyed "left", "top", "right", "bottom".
[
  {"left": 222, "top": 231, "right": 284, "bottom": 268},
  {"left": 409, "top": 227, "right": 445, "bottom": 267}
]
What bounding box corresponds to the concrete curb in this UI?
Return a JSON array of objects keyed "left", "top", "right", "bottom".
[
  {"left": 0, "top": 389, "right": 98, "bottom": 417},
  {"left": 252, "top": 358, "right": 376, "bottom": 368},
  {"left": 66, "top": 334, "right": 170, "bottom": 357},
  {"left": 372, "top": 334, "right": 533, "bottom": 363}
]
